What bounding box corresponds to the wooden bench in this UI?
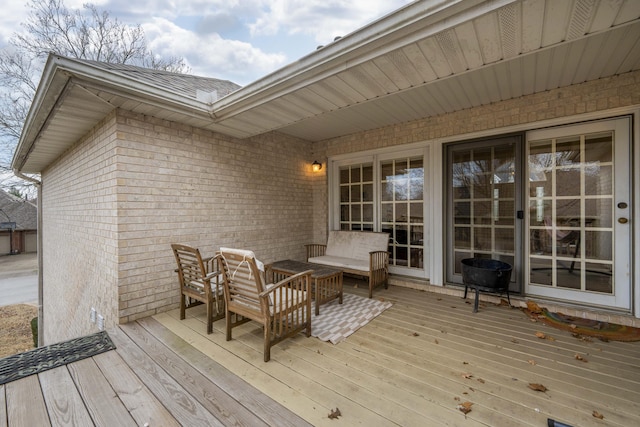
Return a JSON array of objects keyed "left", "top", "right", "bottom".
[{"left": 306, "top": 231, "right": 389, "bottom": 298}]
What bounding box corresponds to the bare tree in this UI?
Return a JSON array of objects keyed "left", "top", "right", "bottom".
[{"left": 0, "top": 0, "right": 189, "bottom": 198}]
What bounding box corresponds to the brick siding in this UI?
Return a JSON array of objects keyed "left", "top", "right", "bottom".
[{"left": 42, "top": 109, "right": 314, "bottom": 342}]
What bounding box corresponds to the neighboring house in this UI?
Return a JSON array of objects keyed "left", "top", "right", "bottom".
[
  {"left": 11, "top": 0, "right": 640, "bottom": 345},
  {"left": 0, "top": 190, "right": 37, "bottom": 254}
]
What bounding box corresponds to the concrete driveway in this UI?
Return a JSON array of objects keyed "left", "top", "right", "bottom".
[{"left": 0, "top": 253, "right": 38, "bottom": 307}]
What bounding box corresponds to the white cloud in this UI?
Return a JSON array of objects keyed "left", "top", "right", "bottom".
[
  {"left": 0, "top": 3, "right": 29, "bottom": 46},
  {"left": 143, "top": 18, "right": 286, "bottom": 85},
  {"left": 248, "top": 0, "right": 413, "bottom": 45}
]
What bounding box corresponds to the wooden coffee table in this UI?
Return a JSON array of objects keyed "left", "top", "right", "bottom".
[{"left": 267, "top": 260, "right": 343, "bottom": 316}]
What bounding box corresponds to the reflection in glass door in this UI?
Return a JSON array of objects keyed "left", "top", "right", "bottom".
[
  {"left": 381, "top": 157, "right": 424, "bottom": 270},
  {"left": 447, "top": 136, "right": 521, "bottom": 290},
  {"left": 339, "top": 164, "right": 374, "bottom": 231}
]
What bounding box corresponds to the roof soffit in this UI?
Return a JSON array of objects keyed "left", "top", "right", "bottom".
[{"left": 13, "top": 0, "right": 640, "bottom": 173}]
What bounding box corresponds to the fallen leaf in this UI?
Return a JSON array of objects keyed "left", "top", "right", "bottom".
[
  {"left": 412, "top": 332, "right": 420, "bottom": 337},
  {"left": 463, "top": 361, "right": 469, "bottom": 365},
  {"left": 527, "top": 301, "right": 542, "bottom": 313},
  {"left": 528, "top": 383, "right": 547, "bottom": 392},
  {"left": 477, "top": 378, "right": 485, "bottom": 384},
  {"left": 462, "top": 392, "right": 468, "bottom": 395},
  {"left": 328, "top": 408, "right": 341, "bottom": 419},
  {"left": 462, "top": 373, "right": 473, "bottom": 379},
  {"left": 528, "top": 359, "right": 537, "bottom": 365},
  {"left": 575, "top": 354, "right": 588, "bottom": 362},
  {"left": 458, "top": 401, "right": 473, "bottom": 414},
  {"left": 592, "top": 410, "right": 604, "bottom": 419},
  {"left": 569, "top": 323, "right": 577, "bottom": 329},
  {"left": 535, "top": 331, "right": 556, "bottom": 341}
]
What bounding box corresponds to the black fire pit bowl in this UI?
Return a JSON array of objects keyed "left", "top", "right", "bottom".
[{"left": 461, "top": 258, "right": 512, "bottom": 313}]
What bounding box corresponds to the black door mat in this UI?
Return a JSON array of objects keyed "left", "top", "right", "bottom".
[{"left": 0, "top": 331, "right": 116, "bottom": 385}]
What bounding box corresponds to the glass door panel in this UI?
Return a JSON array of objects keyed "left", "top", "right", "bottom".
[
  {"left": 339, "top": 163, "right": 374, "bottom": 231},
  {"left": 381, "top": 157, "right": 424, "bottom": 270},
  {"left": 526, "top": 117, "right": 631, "bottom": 309},
  {"left": 447, "top": 136, "right": 521, "bottom": 289},
  {"left": 528, "top": 133, "right": 614, "bottom": 292}
]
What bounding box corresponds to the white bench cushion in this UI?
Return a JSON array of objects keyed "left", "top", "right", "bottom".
[
  {"left": 308, "top": 255, "right": 369, "bottom": 272},
  {"left": 324, "top": 231, "right": 388, "bottom": 262}
]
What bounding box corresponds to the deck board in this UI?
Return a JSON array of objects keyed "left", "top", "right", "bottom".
[
  {"left": 118, "top": 320, "right": 271, "bottom": 427},
  {"left": 136, "top": 316, "right": 312, "bottom": 427},
  {"left": 154, "top": 312, "right": 351, "bottom": 427},
  {"left": 5, "top": 376, "right": 49, "bottom": 427},
  {"left": 67, "top": 357, "right": 137, "bottom": 426},
  {"left": 39, "top": 366, "right": 94, "bottom": 426},
  {"left": 0, "top": 385, "right": 7, "bottom": 427},
  {"left": 92, "top": 350, "right": 181, "bottom": 427},
  {"left": 108, "top": 327, "right": 225, "bottom": 426}
]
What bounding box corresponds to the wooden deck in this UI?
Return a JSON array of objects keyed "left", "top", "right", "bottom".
[
  {"left": 2, "top": 280, "right": 639, "bottom": 426},
  {"left": 0, "top": 319, "right": 310, "bottom": 426},
  {"left": 153, "top": 280, "right": 640, "bottom": 427}
]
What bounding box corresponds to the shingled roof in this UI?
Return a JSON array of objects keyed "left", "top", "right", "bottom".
[
  {"left": 0, "top": 191, "right": 37, "bottom": 230},
  {"left": 79, "top": 59, "right": 242, "bottom": 101}
]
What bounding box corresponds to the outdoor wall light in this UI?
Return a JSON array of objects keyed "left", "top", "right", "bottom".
[{"left": 312, "top": 160, "right": 322, "bottom": 172}]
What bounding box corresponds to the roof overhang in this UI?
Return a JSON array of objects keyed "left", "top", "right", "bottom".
[{"left": 12, "top": 0, "right": 640, "bottom": 174}]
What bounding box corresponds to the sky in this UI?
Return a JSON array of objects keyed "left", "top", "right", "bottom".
[
  {"left": 0, "top": 0, "right": 415, "bottom": 86},
  {"left": 0, "top": 0, "right": 415, "bottom": 197}
]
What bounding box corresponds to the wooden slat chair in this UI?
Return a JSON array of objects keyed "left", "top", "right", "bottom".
[
  {"left": 171, "top": 244, "right": 225, "bottom": 334},
  {"left": 218, "top": 247, "right": 312, "bottom": 362}
]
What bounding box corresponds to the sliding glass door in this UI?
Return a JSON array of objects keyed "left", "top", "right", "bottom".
[{"left": 444, "top": 117, "right": 631, "bottom": 309}]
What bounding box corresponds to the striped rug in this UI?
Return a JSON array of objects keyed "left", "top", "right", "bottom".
[{"left": 311, "top": 293, "right": 392, "bottom": 344}]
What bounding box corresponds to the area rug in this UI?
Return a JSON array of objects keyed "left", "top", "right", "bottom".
[
  {"left": 311, "top": 293, "right": 393, "bottom": 344},
  {"left": 0, "top": 331, "right": 116, "bottom": 385},
  {"left": 524, "top": 305, "right": 640, "bottom": 342}
]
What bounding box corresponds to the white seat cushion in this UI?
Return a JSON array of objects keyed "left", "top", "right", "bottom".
[
  {"left": 325, "top": 231, "right": 388, "bottom": 261},
  {"left": 308, "top": 255, "right": 368, "bottom": 272}
]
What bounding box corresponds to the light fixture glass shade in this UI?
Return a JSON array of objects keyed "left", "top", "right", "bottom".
[{"left": 312, "top": 160, "right": 322, "bottom": 172}]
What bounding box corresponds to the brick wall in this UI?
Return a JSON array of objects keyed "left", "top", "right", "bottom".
[
  {"left": 114, "top": 110, "right": 314, "bottom": 323},
  {"left": 42, "top": 112, "right": 120, "bottom": 344},
  {"left": 41, "top": 109, "right": 314, "bottom": 341}
]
